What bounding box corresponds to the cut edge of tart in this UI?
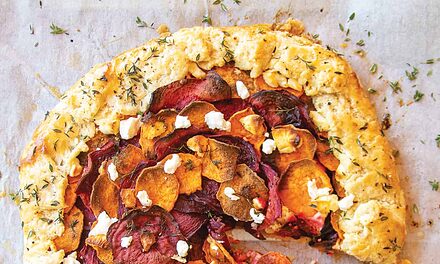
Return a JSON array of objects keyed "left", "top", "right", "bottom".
[{"left": 18, "top": 19, "right": 405, "bottom": 264}]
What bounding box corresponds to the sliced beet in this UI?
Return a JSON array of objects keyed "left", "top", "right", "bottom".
[
  {"left": 76, "top": 140, "right": 118, "bottom": 201},
  {"left": 107, "top": 206, "right": 185, "bottom": 264},
  {"left": 154, "top": 127, "right": 211, "bottom": 161},
  {"left": 213, "top": 98, "right": 249, "bottom": 120},
  {"left": 207, "top": 216, "right": 236, "bottom": 249},
  {"left": 259, "top": 163, "right": 282, "bottom": 230},
  {"left": 208, "top": 135, "right": 260, "bottom": 173},
  {"left": 120, "top": 160, "right": 157, "bottom": 189},
  {"left": 308, "top": 215, "right": 338, "bottom": 252},
  {"left": 149, "top": 71, "right": 232, "bottom": 113},
  {"left": 78, "top": 244, "right": 100, "bottom": 264},
  {"left": 248, "top": 90, "right": 312, "bottom": 130},
  {"left": 173, "top": 178, "right": 222, "bottom": 214},
  {"left": 170, "top": 210, "right": 207, "bottom": 239}
]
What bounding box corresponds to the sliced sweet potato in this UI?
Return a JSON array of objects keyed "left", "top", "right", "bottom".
[
  {"left": 256, "top": 252, "right": 291, "bottom": 264},
  {"left": 113, "top": 144, "right": 147, "bottom": 175},
  {"left": 86, "top": 235, "right": 113, "bottom": 264},
  {"left": 135, "top": 165, "right": 179, "bottom": 211},
  {"left": 188, "top": 136, "right": 240, "bottom": 183},
  {"left": 316, "top": 140, "right": 340, "bottom": 171},
  {"left": 64, "top": 182, "right": 78, "bottom": 213},
  {"left": 161, "top": 153, "right": 202, "bottom": 195},
  {"left": 120, "top": 188, "right": 137, "bottom": 208},
  {"left": 179, "top": 101, "right": 218, "bottom": 129},
  {"left": 333, "top": 172, "right": 346, "bottom": 197},
  {"left": 278, "top": 159, "right": 333, "bottom": 218},
  {"left": 214, "top": 65, "right": 258, "bottom": 97},
  {"left": 140, "top": 109, "right": 178, "bottom": 159},
  {"left": 54, "top": 206, "right": 84, "bottom": 253},
  {"left": 228, "top": 108, "right": 266, "bottom": 153},
  {"left": 90, "top": 173, "right": 119, "bottom": 218},
  {"left": 270, "top": 125, "right": 317, "bottom": 173},
  {"left": 203, "top": 235, "right": 236, "bottom": 264},
  {"left": 254, "top": 75, "right": 304, "bottom": 98},
  {"left": 217, "top": 164, "right": 269, "bottom": 221}
]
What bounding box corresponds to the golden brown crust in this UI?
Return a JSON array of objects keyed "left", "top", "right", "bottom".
[{"left": 18, "top": 19, "right": 405, "bottom": 263}]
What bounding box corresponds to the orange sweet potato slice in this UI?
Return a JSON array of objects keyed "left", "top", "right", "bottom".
[
  {"left": 64, "top": 182, "right": 78, "bottom": 213},
  {"left": 161, "top": 153, "right": 202, "bottom": 195},
  {"left": 86, "top": 235, "right": 113, "bottom": 264},
  {"left": 203, "top": 235, "right": 236, "bottom": 264},
  {"left": 179, "top": 101, "right": 218, "bottom": 129},
  {"left": 254, "top": 75, "right": 304, "bottom": 98},
  {"left": 278, "top": 159, "right": 333, "bottom": 218},
  {"left": 120, "top": 188, "right": 137, "bottom": 208},
  {"left": 217, "top": 164, "right": 269, "bottom": 221},
  {"left": 271, "top": 125, "right": 317, "bottom": 173},
  {"left": 214, "top": 65, "right": 258, "bottom": 97},
  {"left": 228, "top": 108, "right": 266, "bottom": 152},
  {"left": 135, "top": 165, "right": 179, "bottom": 211},
  {"left": 90, "top": 173, "right": 119, "bottom": 218},
  {"left": 191, "top": 136, "right": 240, "bottom": 183},
  {"left": 113, "top": 144, "right": 146, "bottom": 175},
  {"left": 54, "top": 206, "right": 84, "bottom": 253},
  {"left": 256, "top": 252, "right": 291, "bottom": 264},
  {"left": 316, "top": 140, "right": 340, "bottom": 171},
  {"left": 140, "top": 109, "right": 178, "bottom": 159}
]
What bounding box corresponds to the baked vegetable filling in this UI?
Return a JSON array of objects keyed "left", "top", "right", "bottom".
[{"left": 64, "top": 65, "right": 345, "bottom": 263}]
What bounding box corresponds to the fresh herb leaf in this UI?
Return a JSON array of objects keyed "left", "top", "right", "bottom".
[
  {"left": 369, "top": 63, "right": 378, "bottom": 74},
  {"left": 367, "top": 87, "right": 377, "bottom": 94},
  {"left": 135, "top": 16, "right": 153, "bottom": 28},
  {"left": 389, "top": 81, "right": 402, "bottom": 93},
  {"left": 429, "top": 180, "right": 439, "bottom": 191},
  {"left": 349, "top": 12, "right": 356, "bottom": 21},
  {"left": 405, "top": 67, "right": 419, "bottom": 81},
  {"left": 356, "top": 39, "right": 365, "bottom": 46},
  {"left": 427, "top": 70, "right": 433, "bottom": 77},
  {"left": 50, "top": 23, "right": 67, "bottom": 34},
  {"left": 423, "top": 59, "right": 435, "bottom": 64},
  {"left": 413, "top": 90, "right": 424, "bottom": 102},
  {"left": 338, "top": 23, "right": 344, "bottom": 32},
  {"left": 202, "top": 14, "right": 212, "bottom": 25},
  {"left": 435, "top": 134, "right": 440, "bottom": 148}
]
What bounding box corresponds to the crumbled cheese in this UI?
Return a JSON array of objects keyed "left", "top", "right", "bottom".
[
  {"left": 119, "top": 116, "right": 141, "bottom": 139},
  {"left": 264, "top": 132, "right": 270, "bottom": 138},
  {"left": 224, "top": 187, "right": 240, "bottom": 201},
  {"left": 175, "top": 115, "right": 191, "bottom": 129},
  {"left": 307, "top": 179, "right": 332, "bottom": 200},
  {"left": 235, "top": 80, "right": 250, "bottom": 99},
  {"left": 88, "top": 211, "right": 118, "bottom": 237},
  {"left": 164, "top": 154, "right": 182, "bottom": 174},
  {"left": 63, "top": 252, "right": 80, "bottom": 264},
  {"left": 107, "top": 162, "right": 119, "bottom": 181},
  {"left": 249, "top": 208, "right": 265, "bottom": 224},
  {"left": 204, "top": 111, "right": 231, "bottom": 131},
  {"left": 121, "top": 236, "right": 133, "bottom": 248},
  {"left": 262, "top": 139, "right": 276, "bottom": 154},
  {"left": 136, "top": 190, "right": 152, "bottom": 207},
  {"left": 171, "top": 240, "right": 190, "bottom": 263},
  {"left": 338, "top": 194, "right": 355, "bottom": 211}
]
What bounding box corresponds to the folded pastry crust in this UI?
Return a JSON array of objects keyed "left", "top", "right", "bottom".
[{"left": 18, "top": 19, "right": 406, "bottom": 263}]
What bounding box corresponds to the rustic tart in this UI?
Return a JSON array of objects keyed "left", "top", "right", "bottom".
[{"left": 18, "top": 19, "right": 406, "bottom": 264}]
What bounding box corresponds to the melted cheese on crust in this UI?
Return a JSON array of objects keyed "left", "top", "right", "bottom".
[{"left": 19, "top": 19, "right": 405, "bottom": 264}]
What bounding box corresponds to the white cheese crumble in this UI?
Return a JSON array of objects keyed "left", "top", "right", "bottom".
[
  {"left": 121, "top": 236, "right": 133, "bottom": 248},
  {"left": 223, "top": 187, "right": 240, "bottom": 201},
  {"left": 338, "top": 194, "right": 355, "bottom": 211},
  {"left": 62, "top": 252, "right": 80, "bottom": 264},
  {"left": 307, "top": 179, "right": 332, "bottom": 200},
  {"left": 235, "top": 80, "right": 250, "bottom": 99},
  {"left": 164, "top": 154, "right": 182, "bottom": 174},
  {"left": 262, "top": 139, "right": 276, "bottom": 154},
  {"left": 137, "top": 190, "right": 153, "bottom": 207},
  {"left": 249, "top": 208, "right": 265, "bottom": 224},
  {"left": 107, "top": 162, "right": 119, "bottom": 181},
  {"left": 88, "top": 211, "right": 118, "bottom": 237},
  {"left": 204, "top": 111, "right": 231, "bottom": 131},
  {"left": 175, "top": 115, "right": 191, "bottom": 129},
  {"left": 119, "top": 116, "right": 141, "bottom": 140},
  {"left": 171, "top": 240, "right": 190, "bottom": 263},
  {"left": 264, "top": 132, "right": 270, "bottom": 138}
]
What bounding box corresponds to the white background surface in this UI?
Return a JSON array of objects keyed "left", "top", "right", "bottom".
[{"left": 1, "top": 0, "right": 439, "bottom": 263}]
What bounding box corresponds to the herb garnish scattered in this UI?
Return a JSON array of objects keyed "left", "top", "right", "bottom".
[
  {"left": 413, "top": 90, "right": 424, "bottom": 102},
  {"left": 435, "top": 134, "right": 440, "bottom": 148},
  {"left": 369, "top": 63, "right": 378, "bottom": 74},
  {"left": 356, "top": 39, "right": 365, "bottom": 46},
  {"left": 381, "top": 113, "right": 391, "bottom": 131},
  {"left": 405, "top": 66, "right": 419, "bottom": 81},
  {"left": 213, "top": 0, "right": 240, "bottom": 12},
  {"left": 367, "top": 88, "right": 377, "bottom": 94},
  {"left": 349, "top": 12, "right": 356, "bottom": 21},
  {"left": 338, "top": 23, "right": 344, "bottom": 32},
  {"left": 135, "top": 16, "right": 154, "bottom": 28},
  {"left": 202, "top": 15, "right": 212, "bottom": 25},
  {"left": 389, "top": 81, "right": 401, "bottom": 93},
  {"left": 429, "top": 180, "right": 439, "bottom": 191},
  {"left": 50, "top": 23, "right": 67, "bottom": 34}
]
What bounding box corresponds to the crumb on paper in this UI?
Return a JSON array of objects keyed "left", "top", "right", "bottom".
[
  {"left": 35, "top": 73, "right": 62, "bottom": 99},
  {"left": 157, "top": 24, "right": 170, "bottom": 35}
]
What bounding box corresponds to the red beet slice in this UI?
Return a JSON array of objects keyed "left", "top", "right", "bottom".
[
  {"left": 149, "top": 71, "right": 232, "bottom": 113},
  {"left": 259, "top": 163, "right": 282, "bottom": 230},
  {"left": 170, "top": 210, "right": 207, "bottom": 239},
  {"left": 173, "top": 178, "right": 222, "bottom": 214},
  {"left": 107, "top": 206, "right": 185, "bottom": 264},
  {"left": 213, "top": 98, "right": 248, "bottom": 120},
  {"left": 308, "top": 215, "right": 339, "bottom": 252},
  {"left": 248, "top": 90, "right": 312, "bottom": 130},
  {"left": 78, "top": 244, "right": 100, "bottom": 264}
]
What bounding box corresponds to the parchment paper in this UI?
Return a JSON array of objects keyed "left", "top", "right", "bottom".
[{"left": 1, "top": 0, "right": 439, "bottom": 263}]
